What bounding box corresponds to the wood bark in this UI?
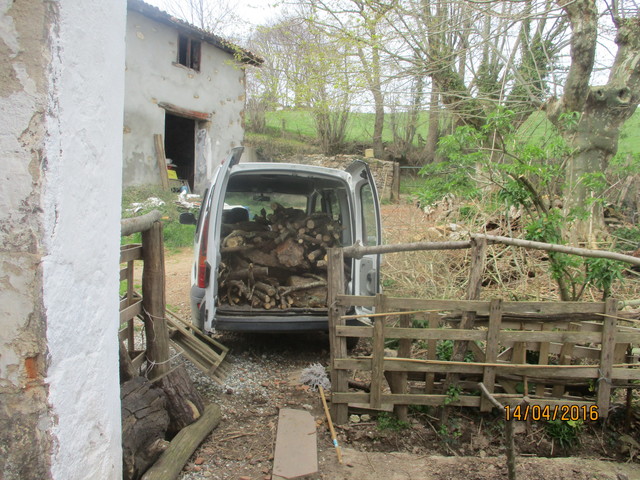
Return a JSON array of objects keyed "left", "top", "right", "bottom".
[
  {"left": 140, "top": 403, "right": 222, "bottom": 480},
  {"left": 121, "top": 377, "right": 170, "bottom": 480},
  {"left": 217, "top": 208, "right": 343, "bottom": 310},
  {"left": 157, "top": 365, "right": 206, "bottom": 437},
  {"left": 142, "top": 222, "right": 170, "bottom": 380}
]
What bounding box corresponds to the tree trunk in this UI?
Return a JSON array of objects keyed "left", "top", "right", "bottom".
[
  {"left": 157, "top": 365, "right": 206, "bottom": 437},
  {"left": 424, "top": 89, "right": 440, "bottom": 163}
]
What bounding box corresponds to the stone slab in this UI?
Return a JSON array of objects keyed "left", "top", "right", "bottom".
[{"left": 272, "top": 408, "right": 318, "bottom": 479}]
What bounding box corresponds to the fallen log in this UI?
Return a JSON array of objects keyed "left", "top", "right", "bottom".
[{"left": 140, "top": 403, "right": 221, "bottom": 480}]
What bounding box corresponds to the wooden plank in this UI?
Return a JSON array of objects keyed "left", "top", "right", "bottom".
[
  {"left": 391, "top": 313, "right": 411, "bottom": 421},
  {"left": 596, "top": 299, "right": 617, "bottom": 417},
  {"left": 272, "top": 409, "right": 317, "bottom": 479},
  {"left": 327, "top": 248, "right": 349, "bottom": 424},
  {"left": 120, "top": 299, "right": 142, "bottom": 323},
  {"left": 158, "top": 101, "right": 212, "bottom": 121},
  {"left": 552, "top": 323, "right": 581, "bottom": 397},
  {"left": 426, "top": 312, "right": 438, "bottom": 394},
  {"left": 481, "top": 299, "right": 502, "bottom": 412},
  {"left": 336, "top": 325, "right": 486, "bottom": 341},
  {"left": 336, "top": 295, "right": 608, "bottom": 315},
  {"left": 536, "top": 323, "right": 552, "bottom": 397},
  {"left": 154, "top": 134, "right": 169, "bottom": 191},
  {"left": 370, "top": 294, "right": 387, "bottom": 410},
  {"left": 120, "top": 244, "right": 143, "bottom": 263}
]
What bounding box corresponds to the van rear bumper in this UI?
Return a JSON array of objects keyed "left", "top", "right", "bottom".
[{"left": 214, "top": 313, "right": 330, "bottom": 332}]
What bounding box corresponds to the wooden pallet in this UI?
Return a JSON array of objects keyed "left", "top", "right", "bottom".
[{"left": 165, "top": 310, "right": 230, "bottom": 385}]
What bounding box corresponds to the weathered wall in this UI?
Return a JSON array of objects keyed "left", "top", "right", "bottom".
[
  {"left": 0, "top": 0, "right": 126, "bottom": 479},
  {"left": 288, "top": 154, "right": 397, "bottom": 201},
  {"left": 123, "top": 10, "right": 246, "bottom": 194},
  {"left": 0, "top": 0, "right": 52, "bottom": 477}
]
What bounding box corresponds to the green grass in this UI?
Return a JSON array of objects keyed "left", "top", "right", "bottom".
[
  {"left": 253, "top": 108, "right": 640, "bottom": 157},
  {"left": 121, "top": 185, "right": 196, "bottom": 250},
  {"left": 256, "top": 110, "right": 433, "bottom": 145}
]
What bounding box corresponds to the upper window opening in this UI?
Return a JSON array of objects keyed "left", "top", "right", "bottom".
[{"left": 178, "top": 34, "right": 201, "bottom": 71}]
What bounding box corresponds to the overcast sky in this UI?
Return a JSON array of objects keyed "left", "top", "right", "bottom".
[{"left": 143, "top": 0, "right": 283, "bottom": 38}]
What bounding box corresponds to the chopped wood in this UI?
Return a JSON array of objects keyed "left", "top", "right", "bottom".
[{"left": 217, "top": 208, "right": 342, "bottom": 310}]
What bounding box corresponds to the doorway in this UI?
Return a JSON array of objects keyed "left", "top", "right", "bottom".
[{"left": 164, "top": 113, "right": 195, "bottom": 191}]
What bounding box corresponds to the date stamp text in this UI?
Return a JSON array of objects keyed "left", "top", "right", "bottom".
[{"left": 504, "top": 404, "right": 599, "bottom": 422}]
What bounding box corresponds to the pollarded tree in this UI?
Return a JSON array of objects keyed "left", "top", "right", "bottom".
[{"left": 543, "top": 0, "right": 640, "bottom": 244}]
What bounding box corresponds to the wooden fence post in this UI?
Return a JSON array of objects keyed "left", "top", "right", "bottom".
[
  {"left": 480, "top": 299, "right": 502, "bottom": 412},
  {"left": 142, "top": 221, "right": 170, "bottom": 379},
  {"left": 327, "top": 248, "right": 349, "bottom": 424},
  {"left": 370, "top": 294, "right": 388, "bottom": 410},
  {"left": 391, "top": 313, "right": 411, "bottom": 422},
  {"left": 596, "top": 298, "right": 618, "bottom": 418},
  {"left": 442, "top": 238, "right": 487, "bottom": 421}
]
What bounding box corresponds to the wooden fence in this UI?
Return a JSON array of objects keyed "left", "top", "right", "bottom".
[
  {"left": 326, "top": 239, "right": 640, "bottom": 425},
  {"left": 119, "top": 210, "right": 171, "bottom": 380}
]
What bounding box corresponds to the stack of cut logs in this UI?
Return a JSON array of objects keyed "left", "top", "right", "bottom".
[{"left": 218, "top": 203, "right": 343, "bottom": 310}]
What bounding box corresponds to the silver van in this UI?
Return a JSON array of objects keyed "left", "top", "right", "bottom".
[{"left": 180, "top": 147, "right": 381, "bottom": 335}]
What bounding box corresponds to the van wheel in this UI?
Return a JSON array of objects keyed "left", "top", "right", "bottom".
[{"left": 346, "top": 337, "right": 359, "bottom": 350}]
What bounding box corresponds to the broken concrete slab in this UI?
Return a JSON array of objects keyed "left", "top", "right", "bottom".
[{"left": 272, "top": 408, "right": 318, "bottom": 479}]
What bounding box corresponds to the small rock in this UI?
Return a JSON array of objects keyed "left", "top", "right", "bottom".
[
  {"left": 193, "top": 466, "right": 202, "bottom": 472},
  {"left": 194, "top": 457, "right": 205, "bottom": 465},
  {"left": 479, "top": 450, "right": 487, "bottom": 458},
  {"left": 617, "top": 474, "right": 629, "bottom": 480},
  {"left": 239, "top": 476, "right": 251, "bottom": 480}
]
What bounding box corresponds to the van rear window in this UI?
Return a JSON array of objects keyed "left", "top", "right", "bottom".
[{"left": 225, "top": 192, "right": 307, "bottom": 219}]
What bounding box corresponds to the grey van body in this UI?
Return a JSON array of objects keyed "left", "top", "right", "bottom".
[{"left": 185, "top": 147, "right": 381, "bottom": 333}]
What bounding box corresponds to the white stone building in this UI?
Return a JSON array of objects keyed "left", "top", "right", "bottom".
[{"left": 124, "top": 0, "right": 261, "bottom": 194}]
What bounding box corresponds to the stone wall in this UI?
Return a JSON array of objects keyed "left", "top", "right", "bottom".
[{"left": 288, "top": 154, "right": 398, "bottom": 201}]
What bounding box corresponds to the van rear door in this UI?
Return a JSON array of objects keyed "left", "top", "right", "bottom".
[
  {"left": 346, "top": 160, "right": 382, "bottom": 297},
  {"left": 201, "top": 147, "right": 243, "bottom": 332}
]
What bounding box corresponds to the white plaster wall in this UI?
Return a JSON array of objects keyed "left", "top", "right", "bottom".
[
  {"left": 43, "top": 1, "right": 127, "bottom": 479},
  {"left": 123, "top": 10, "right": 246, "bottom": 193}
]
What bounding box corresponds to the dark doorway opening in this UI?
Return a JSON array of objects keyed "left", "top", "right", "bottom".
[{"left": 165, "top": 113, "right": 195, "bottom": 191}]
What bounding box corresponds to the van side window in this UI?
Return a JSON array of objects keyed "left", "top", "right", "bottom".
[{"left": 360, "top": 184, "right": 377, "bottom": 246}]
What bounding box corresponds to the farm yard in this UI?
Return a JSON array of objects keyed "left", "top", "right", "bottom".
[{"left": 141, "top": 201, "right": 640, "bottom": 480}]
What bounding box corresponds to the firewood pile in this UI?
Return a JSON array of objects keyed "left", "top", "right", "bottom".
[{"left": 217, "top": 203, "right": 343, "bottom": 310}]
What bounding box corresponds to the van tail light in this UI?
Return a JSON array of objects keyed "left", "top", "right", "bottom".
[{"left": 197, "top": 213, "right": 211, "bottom": 288}]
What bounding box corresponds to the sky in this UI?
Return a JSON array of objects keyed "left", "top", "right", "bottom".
[{"left": 143, "top": 0, "right": 283, "bottom": 39}]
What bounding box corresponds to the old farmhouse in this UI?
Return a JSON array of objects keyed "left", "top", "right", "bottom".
[{"left": 124, "top": 0, "right": 261, "bottom": 194}]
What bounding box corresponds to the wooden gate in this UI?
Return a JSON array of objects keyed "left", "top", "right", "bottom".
[{"left": 326, "top": 241, "right": 640, "bottom": 424}]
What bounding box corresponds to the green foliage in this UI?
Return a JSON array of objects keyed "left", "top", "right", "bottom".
[
  {"left": 545, "top": 419, "right": 583, "bottom": 449},
  {"left": 443, "top": 385, "right": 462, "bottom": 405},
  {"left": 436, "top": 340, "right": 475, "bottom": 362},
  {"left": 612, "top": 226, "right": 640, "bottom": 250},
  {"left": 376, "top": 412, "right": 409, "bottom": 431},
  {"left": 584, "top": 258, "right": 625, "bottom": 299}
]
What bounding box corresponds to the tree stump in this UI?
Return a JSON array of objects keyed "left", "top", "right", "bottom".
[
  {"left": 157, "top": 365, "right": 206, "bottom": 436},
  {"left": 121, "top": 377, "right": 170, "bottom": 480}
]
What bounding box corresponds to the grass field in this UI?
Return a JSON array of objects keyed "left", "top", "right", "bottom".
[{"left": 254, "top": 108, "right": 640, "bottom": 155}]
